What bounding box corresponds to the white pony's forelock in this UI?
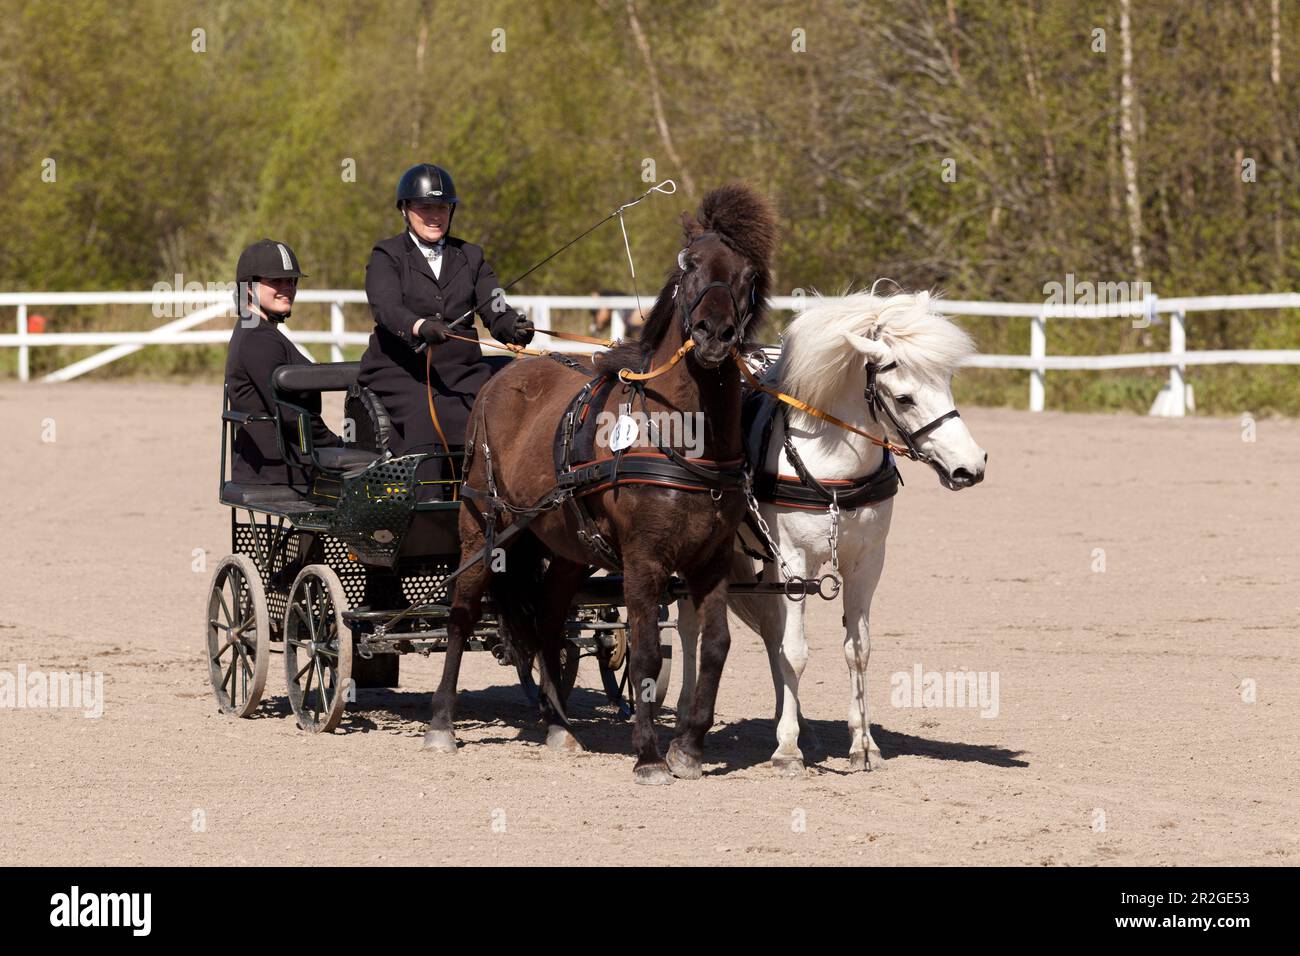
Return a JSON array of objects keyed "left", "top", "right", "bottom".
[{"left": 779, "top": 288, "right": 976, "bottom": 408}]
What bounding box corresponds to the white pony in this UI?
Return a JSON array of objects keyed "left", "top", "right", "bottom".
[{"left": 676, "top": 289, "right": 987, "bottom": 775}]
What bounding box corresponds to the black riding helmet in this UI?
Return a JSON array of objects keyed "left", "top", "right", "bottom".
[
  {"left": 234, "top": 239, "right": 306, "bottom": 319},
  {"left": 395, "top": 163, "right": 459, "bottom": 208},
  {"left": 236, "top": 238, "right": 307, "bottom": 282}
]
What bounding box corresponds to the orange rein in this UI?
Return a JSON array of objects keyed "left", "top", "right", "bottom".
[
  {"left": 616, "top": 340, "right": 695, "bottom": 382},
  {"left": 734, "top": 355, "right": 910, "bottom": 457},
  {"left": 426, "top": 331, "right": 905, "bottom": 494},
  {"left": 425, "top": 327, "right": 615, "bottom": 496},
  {"left": 441, "top": 325, "right": 614, "bottom": 358},
  {"left": 424, "top": 349, "right": 460, "bottom": 498}
]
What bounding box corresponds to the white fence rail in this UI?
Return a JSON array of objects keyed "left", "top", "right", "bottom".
[{"left": 2, "top": 290, "right": 1299, "bottom": 416}]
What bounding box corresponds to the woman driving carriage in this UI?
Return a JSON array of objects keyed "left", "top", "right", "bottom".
[{"left": 358, "top": 163, "right": 533, "bottom": 466}]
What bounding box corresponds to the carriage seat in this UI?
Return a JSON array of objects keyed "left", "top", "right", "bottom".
[
  {"left": 220, "top": 481, "right": 315, "bottom": 509},
  {"left": 314, "top": 445, "right": 383, "bottom": 473},
  {"left": 267, "top": 363, "right": 389, "bottom": 475}
]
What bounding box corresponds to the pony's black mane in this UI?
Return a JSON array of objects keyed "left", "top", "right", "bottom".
[
  {"left": 594, "top": 182, "right": 777, "bottom": 376},
  {"left": 596, "top": 271, "right": 683, "bottom": 374}
]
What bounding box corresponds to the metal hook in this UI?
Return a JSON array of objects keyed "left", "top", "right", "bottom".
[
  {"left": 783, "top": 576, "right": 808, "bottom": 603},
  {"left": 816, "top": 574, "right": 842, "bottom": 601}
]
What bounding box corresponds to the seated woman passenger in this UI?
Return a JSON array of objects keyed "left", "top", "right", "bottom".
[
  {"left": 358, "top": 163, "right": 533, "bottom": 462},
  {"left": 225, "top": 238, "right": 340, "bottom": 492}
]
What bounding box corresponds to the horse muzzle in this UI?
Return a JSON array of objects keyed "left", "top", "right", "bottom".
[
  {"left": 689, "top": 330, "right": 734, "bottom": 368},
  {"left": 934, "top": 452, "right": 987, "bottom": 490}
]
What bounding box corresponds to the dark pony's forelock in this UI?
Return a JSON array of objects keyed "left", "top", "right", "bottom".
[{"left": 595, "top": 182, "right": 778, "bottom": 375}]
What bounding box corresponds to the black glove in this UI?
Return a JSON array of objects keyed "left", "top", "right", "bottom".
[
  {"left": 502, "top": 312, "right": 534, "bottom": 346},
  {"left": 418, "top": 316, "right": 450, "bottom": 346}
]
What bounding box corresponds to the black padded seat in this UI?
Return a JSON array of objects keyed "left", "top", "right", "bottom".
[
  {"left": 315, "top": 446, "right": 382, "bottom": 473},
  {"left": 272, "top": 362, "right": 361, "bottom": 394},
  {"left": 220, "top": 481, "right": 315, "bottom": 509}
]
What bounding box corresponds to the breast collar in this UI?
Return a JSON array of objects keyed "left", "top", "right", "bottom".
[
  {"left": 551, "top": 358, "right": 747, "bottom": 568},
  {"left": 750, "top": 399, "right": 901, "bottom": 511}
]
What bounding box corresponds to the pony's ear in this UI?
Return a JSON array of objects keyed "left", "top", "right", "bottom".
[
  {"left": 843, "top": 330, "right": 891, "bottom": 365},
  {"left": 680, "top": 211, "right": 704, "bottom": 243}
]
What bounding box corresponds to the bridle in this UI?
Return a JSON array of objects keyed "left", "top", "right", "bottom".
[
  {"left": 864, "top": 361, "right": 961, "bottom": 465},
  {"left": 617, "top": 236, "right": 759, "bottom": 385},
  {"left": 675, "top": 232, "right": 758, "bottom": 343}
]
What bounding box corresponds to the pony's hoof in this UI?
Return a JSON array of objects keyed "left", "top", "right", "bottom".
[
  {"left": 421, "top": 729, "right": 458, "bottom": 754},
  {"left": 771, "top": 754, "right": 806, "bottom": 778},
  {"left": 849, "top": 750, "right": 884, "bottom": 772},
  {"left": 633, "top": 761, "right": 676, "bottom": 786},
  {"left": 546, "top": 725, "right": 584, "bottom": 753},
  {"left": 665, "top": 740, "right": 702, "bottom": 780}
]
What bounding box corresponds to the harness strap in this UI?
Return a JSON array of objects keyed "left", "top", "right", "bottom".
[
  {"left": 755, "top": 460, "right": 901, "bottom": 511},
  {"left": 559, "top": 451, "right": 747, "bottom": 496},
  {"left": 555, "top": 373, "right": 622, "bottom": 566}
]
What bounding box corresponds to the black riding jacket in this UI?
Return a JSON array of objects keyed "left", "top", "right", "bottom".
[{"left": 225, "top": 314, "right": 340, "bottom": 489}]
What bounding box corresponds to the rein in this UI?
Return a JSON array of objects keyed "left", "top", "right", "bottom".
[
  {"left": 617, "top": 340, "right": 695, "bottom": 382},
  {"left": 736, "top": 355, "right": 960, "bottom": 466},
  {"left": 735, "top": 357, "right": 911, "bottom": 457},
  {"left": 445, "top": 330, "right": 547, "bottom": 357},
  {"left": 532, "top": 328, "right": 614, "bottom": 347}
]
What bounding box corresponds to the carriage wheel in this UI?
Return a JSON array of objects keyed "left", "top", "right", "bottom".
[
  {"left": 598, "top": 631, "right": 673, "bottom": 718},
  {"left": 515, "top": 637, "right": 581, "bottom": 709},
  {"left": 283, "top": 565, "right": 353, "bottom": 734},
  {"left": 205, "top": 554, "right": 270, "bottom": 718}
]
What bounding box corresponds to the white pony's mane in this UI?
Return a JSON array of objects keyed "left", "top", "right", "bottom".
[{"left": 779, "top": 288, "right": 976, "bottom": 409}]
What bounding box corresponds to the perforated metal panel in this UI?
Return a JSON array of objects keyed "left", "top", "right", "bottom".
[
  {"left": 318, "top": 533, "right": 370, "bottom": 608},
  {"left": 232, "top": 520, "right": 308, "bottom": 633},
  {"left": 327, "top": 456, "right": 422, "bottom": 565},
  {"left": 398, "top": 560, "right": 455, "bottom": 607}
]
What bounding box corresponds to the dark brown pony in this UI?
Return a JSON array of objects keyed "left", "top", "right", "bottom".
[{"left": 423, "top": 183, "right": 778, "bottom": 784}]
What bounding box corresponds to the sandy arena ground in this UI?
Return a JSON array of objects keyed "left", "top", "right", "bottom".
[{"left": 1, "top": 380, "right": 1297, "bottom": 866}]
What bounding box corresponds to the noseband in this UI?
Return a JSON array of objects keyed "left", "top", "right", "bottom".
[{"left": 864, "top": 361, "right": 961, "bottom": 464}]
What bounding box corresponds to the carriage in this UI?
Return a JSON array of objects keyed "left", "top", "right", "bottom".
[
  {"left": 204, "top": 357, "right": 677, "bottom": 733},
  {"left": 203, "top": 346, "right": 842, "bottom": 736}
]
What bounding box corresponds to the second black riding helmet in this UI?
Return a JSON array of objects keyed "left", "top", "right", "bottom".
[
  {"left": 395, "top": 164, "right": 459, "bottom": 208},
  {"left": 236, "top": 238, "right": 307, "bottom": 282}
]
